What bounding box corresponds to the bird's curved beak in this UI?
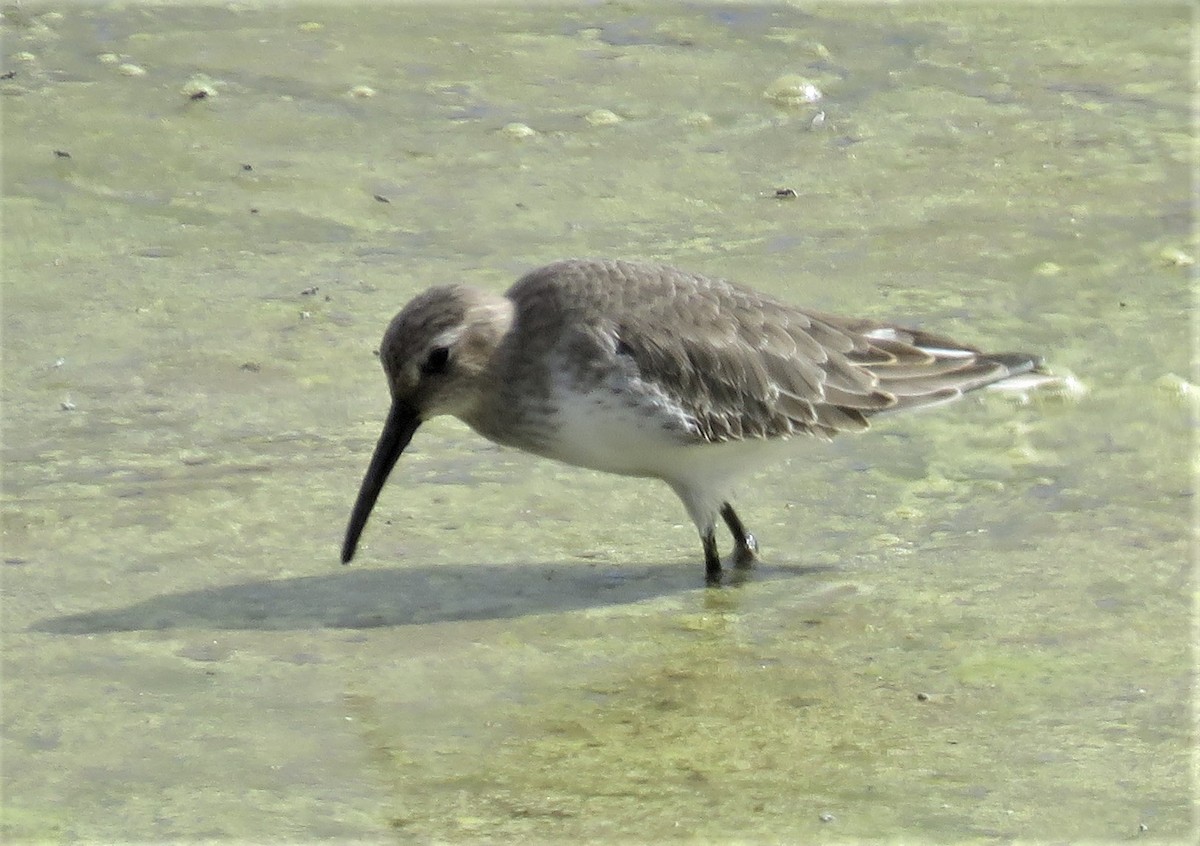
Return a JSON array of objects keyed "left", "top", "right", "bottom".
[{"left": 341, "top": 401, "right": 422, "bottom": 564}]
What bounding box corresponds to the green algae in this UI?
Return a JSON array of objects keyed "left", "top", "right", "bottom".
[{"left": 2, "top": 2, "right": 1193, "bottom": 842}]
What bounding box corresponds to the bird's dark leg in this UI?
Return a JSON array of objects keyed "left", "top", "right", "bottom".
[
  {"left": 720, "top": 502, "right": 758, "bottom": 568},
  {"left": 702, "top": 528, "right": 723, "bottom": 585}
]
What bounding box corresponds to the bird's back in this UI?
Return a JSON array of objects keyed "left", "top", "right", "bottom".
[{"left": 491, "top": 259, "right": 1039, "bottom": 450}]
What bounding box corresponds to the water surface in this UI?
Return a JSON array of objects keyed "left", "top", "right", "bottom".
[{"left": 2, "top": 2, "right": 1193, "bottom": 842}]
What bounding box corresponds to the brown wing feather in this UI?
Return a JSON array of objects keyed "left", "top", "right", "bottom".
[{"left": 509, "top": 259, "right": 1039, "bottom": 444}]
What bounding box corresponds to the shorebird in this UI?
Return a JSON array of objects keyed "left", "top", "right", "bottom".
[{"left": 341, "top": 258, "right": 1044, "bottom": 584}]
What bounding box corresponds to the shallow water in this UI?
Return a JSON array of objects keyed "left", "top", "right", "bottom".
[{"left": 2, "top": 2, "right": 1194, "bottom": 842}]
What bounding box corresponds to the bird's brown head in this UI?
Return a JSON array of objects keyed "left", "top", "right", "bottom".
[{"left": 341, "top": 285, "right": 513, "bottom": 564}]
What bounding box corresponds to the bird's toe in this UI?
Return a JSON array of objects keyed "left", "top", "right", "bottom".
[{"left": 729, "top": 533, "right": 758, "bottom": 569}]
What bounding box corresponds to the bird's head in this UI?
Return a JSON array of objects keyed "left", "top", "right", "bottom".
[{"left": 341, "top": 285, "right": 513, "bottom": 563}]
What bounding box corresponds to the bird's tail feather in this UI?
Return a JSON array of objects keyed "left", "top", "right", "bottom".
[{"left": 873, "top": 351, "right": 1047, "bottom": 415}]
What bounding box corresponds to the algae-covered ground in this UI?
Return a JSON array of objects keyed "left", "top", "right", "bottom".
[{"left": 2, "top": 2, "right": 1194, "bottom": 842}]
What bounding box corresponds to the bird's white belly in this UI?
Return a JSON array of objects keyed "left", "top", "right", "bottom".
[
  {"left": 540, "top": 386, "right": 691, "bottom": 477},
  {"left": 540, "top": 380, "right": 802, "bottom": 494}
]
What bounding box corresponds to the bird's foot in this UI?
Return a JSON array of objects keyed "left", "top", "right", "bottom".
[
  {"left": 704, "top": 534, "right": 760, "bottom": 587},
  {"left": 719, "top": 503, "right": 758, "bottom": 571},
  {"left": 729, "top": 532, "right": 758, "bottom": 569},
  {"left": 703, "top": 517, "right": 760, "bottom": 586}
]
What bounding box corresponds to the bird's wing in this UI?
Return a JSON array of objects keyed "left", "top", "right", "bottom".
[{"left": 512, "top": 259, "right": 1038, "bottom": 443}]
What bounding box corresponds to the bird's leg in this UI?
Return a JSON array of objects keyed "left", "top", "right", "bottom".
[
  {"left": 720, "top": 503, "right": 758, "bottom": 568},
  {"left": 702, "top": 528, "right": 723, "bottom": 585}
]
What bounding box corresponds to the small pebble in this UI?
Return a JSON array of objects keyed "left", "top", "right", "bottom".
[
  {"left": 1042, "top": 371, "right": 1088, "bottom": 402},
  {"left": 764, "top": 74, "right": 822, "bottom": 106},
  {"left": 1153, "top": 372, "right": 1198, "bottom": 401},
  {"left": 501, "top": 122, "right": 537, "bottom": 139},
  {"left": 1158, "top": 246, "right": 1194, "bottom": 267},
  {"left": 349, "top": 84, "right": 376, "bottom": 98},
  {"left": 118, "top": 63, "right": 147, "bottom": 77},
  {"left": 181, "top": 74, "right": 219, "bottom": 99},
  {"left": 819, "top": 812, "right": 835, "bottom": 823},
  {"left": 585, "top": 108, "right": 623, "bottom": 126}
]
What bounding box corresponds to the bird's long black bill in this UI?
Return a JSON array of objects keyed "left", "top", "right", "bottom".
[{"left": 341, "top": 402, "right": 422, "bottom": 564}]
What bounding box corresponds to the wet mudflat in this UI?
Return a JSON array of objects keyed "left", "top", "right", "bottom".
[{"left": 2, "top": 3, "right": 1192, "bottom": 842}]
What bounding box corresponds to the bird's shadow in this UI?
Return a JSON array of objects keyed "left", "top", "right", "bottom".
[{"left": 31, "top": 561, "right": 832, "bottom": 634}]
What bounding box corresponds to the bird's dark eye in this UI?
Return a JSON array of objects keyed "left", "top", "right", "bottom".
[{"left": 420, "top": 346, "right": 450, "bottom": 376}]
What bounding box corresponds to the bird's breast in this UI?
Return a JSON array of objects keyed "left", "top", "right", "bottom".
[{"left": 536, "top": 372, "right": 700, "bottom": 478}]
